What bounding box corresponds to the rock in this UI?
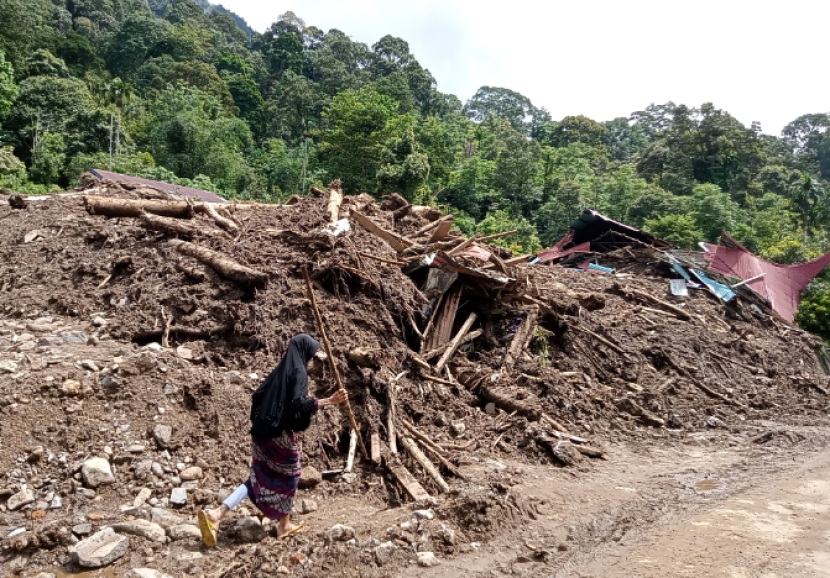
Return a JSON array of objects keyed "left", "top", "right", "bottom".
[
  {"left": 180, "top": 481, "right": 199, "bottom": 491},
  {"left": 451, "top": 422, "right": 466, "bottom": 436},
  {"left": 61, "top": 379, "right": 81, "bottom": 396},
  {"left": 49, "top": 495, "right": 63, "bottom": 510},
  {"left": 179, "top": 467, "right": 203, "bottom": 481},
  {"left": 300, "top": 499, "right": 318, "bottom": 514},
  {"left": 152, "top": 424, "right": 172, "bottom": 449},
  {"left": 111, "top": 520, "right": 167, "bottom": 543},
  {"left": 23, "top": 230, "right": 43, "bottom": 243},
  {"left": 174, "top": 552, "right": 203, "bottom": 562},
  {"left": 436, "top": 523, "right": 456, "bottom": 545},
  {"left": 92, "top": 316, "right": 108, "bottom": 327},
  {"left": 134, "top": 488, "right": 152, "bottom": 508},
  {"left": 417, "top": 551, "right": 441, "bottom": 567},
  {"left": 298, "top": 465, "right": 322, "bottom": 489},
  {"left": 70, "top": 527, "right": 129, "bottom": 568},
  {"left": 7, "top": 489, "right": 34, "bottom": 511},
  {"left": 0, "top": 360, "right": 18, "bottom": 373},
  {"left": 101, "top": 376, "right": 117, "bottom": 388},
  {"left": 79, "top": 488, "right": 97, "bottom": 499},
  {"left": 169, "top": 488, "right": 187, "bottom": 506},
  {"left": 82, "top": 457, "right": 115, "bottom": 488},
  {"left": 125, "top": 569, "right": 174, "bottom": 578},
  {"left": 32, "top": 573, "right": 56, "bottom": 578},
  {"left": 60, "top": 330, "right": 88, "bottom": 344},
  {"left": 167, "top": 524, "right": 201, "bottom": 541},
  {"left": 27, "top": 446, "right": 44, "bottom": 463},
  {"left": 79, "top": 359, "right": 100, "bottom": 372},
  {"left": 134, "top": 460, "right": 153, "bottom": 480},
  {"left": 127, "top": 445, "right": 146, "bottom": 454},
  {"left": 151, "top": 462, "right": 164, "bottom": 478},
  {"left": 150, "top": 508, "right": 183, "bottom": 528},
  {"left": 551, "top": 441, "right": 583, "bottom": 467},
  {"left": 327, "top": 524, "right": 355, "bottom": 542},
  {"left": 485, "top": 402, "right": 498, "bottom": 415},
  {"left": 413, "top": 509, "right": 434, "bottom": 520},
  {"left": 73, "top": 523, "right": 93, "bottom": 536},
  {"left": 341, "top": 472, "right": 358, "bottom": 484},
  {"left": 234, "top": 516, "right": 266, "bottom": 543},
  {"left": 224, "top": 371, "right": 244, "bottom": 384},
  {"left": 374, "top": 541, "right": 398, "bottom": 566}
]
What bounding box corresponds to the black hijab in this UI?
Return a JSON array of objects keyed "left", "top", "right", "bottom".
[{"left": 250, "top": 333, "right": 320, "bottom": 438}]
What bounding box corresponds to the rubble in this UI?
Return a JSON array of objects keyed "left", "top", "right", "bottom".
[{"left": 69, "top": 527, "right": 129, "bottom": 568}]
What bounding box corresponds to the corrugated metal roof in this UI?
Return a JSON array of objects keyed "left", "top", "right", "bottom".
[{"left": 90, "top": 169, "right": 226, "bottom": 203}]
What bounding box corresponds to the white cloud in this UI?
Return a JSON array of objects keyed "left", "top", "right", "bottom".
[{"left": 219, "top": 0, "right": 830, "bottom": 134}]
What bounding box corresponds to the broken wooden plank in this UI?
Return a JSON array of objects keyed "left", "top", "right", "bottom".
[
  {"left": 503, "top": 254, "right": 531, "bottom": 266},
  {"left": 447, "top": 235, "right": 479, "bottom": 257},
  {"left": 345, "top": 429, "right": 358, "bottom": 473},
  {"left": 387, "top": 462, "right": 434, "bottom": 503},
  {"left": 627, "top": 288, "right": 692, "bottom": 321},
  {"left": 400, "top": 421, "right": 467, "bottom": 480},
  {"left": 370, "top": 432, "right": 381, "bottom": 464},
  {"left": 398, "top": 434, "right": 450, "bottom": 493},
  {"left": 423, "top": 329, "right": 482, "bottom": 361},
  {"left": 477, "top": 229, "right": 518, "bottom": 243},
  {"left": 357, "top": 251, "right": 406, "bottom": 266},
  {"left": 428, "top": 217, "right": 455, "bottom": 243},
  {"left": 349, "top": 208, "right": 414, "bottom": 252},
  {"left": 416, "top": 214, "right": 453, "bottom": 237},
  {"left": 327, "top": 179, "right": 343, "bottom": 223},
  {"left": 502, "top": 308, "right": 538, "bottom": 373},
  {"left": 426, "top": 285, "right": 462, "bottom": 351},
  {"left": 436, "top": 312, "right": 478, "bottom": 372}
]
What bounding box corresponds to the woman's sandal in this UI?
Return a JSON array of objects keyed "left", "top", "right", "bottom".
[
  {"left": 278, "top": 522, "right": 306, "bottom": 539},
  {"left": 197, "top": 510, "right": 218, "bottom": 547}
]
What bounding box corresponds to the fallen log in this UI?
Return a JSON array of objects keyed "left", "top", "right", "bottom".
[
  {"left": 195, "top": 203, "right": 238, "bottom": 233},
  {"left": 435, "top": 312, "right": 478, "bottom": 372},
  {"left": 175, "top": 261, "right": 207, "bottom": 282},
  {"left": 347, "top": 347, "right": 381, "bottom": 368},
  {"left": 132, "top": 324, "right": 230, "bottom": 343},
  {"left": 400, "top": 420, "right": 448, "bottom": 457},
  {"left": 138, "top": 212, "right": 202, "bottom": 238},
  {"left": 168, "top": 240, "right": 267, "bottom": 285},
  {"left": 85, "top": 196, "right": 193, "bottom": 219},
  {"left": 398, "top": 433, "right": 450, "bottom": 493},
  {"left": 502, "top": 308, "right": 538, "bottom": 372},
  {"left": 479, "top": 380, "right": 542, "bottom": 421}
]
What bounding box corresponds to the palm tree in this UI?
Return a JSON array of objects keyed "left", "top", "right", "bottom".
[
  {"left": 790, "top": 174, "right": 826, "bottom": 242},
  {"left": 99, "top": 78, "right": 135, "bottom": 169}
]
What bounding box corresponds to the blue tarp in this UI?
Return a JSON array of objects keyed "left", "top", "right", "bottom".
[{"left": 691, "top": 269, "right": 736, "bottom": 302}]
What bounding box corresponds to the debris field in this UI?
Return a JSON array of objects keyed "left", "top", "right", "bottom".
[{"left": 0, "top": 179, "right": 828, "bottom": 577}]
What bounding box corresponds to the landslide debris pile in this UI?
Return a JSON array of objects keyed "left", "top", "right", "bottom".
[{"left": 0, "top": 180, "right": 828, "bottom": 575}]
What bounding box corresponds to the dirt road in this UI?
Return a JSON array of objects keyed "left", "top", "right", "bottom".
[{"left": 563, "top": 445, "right": 830, "bottom": 578}]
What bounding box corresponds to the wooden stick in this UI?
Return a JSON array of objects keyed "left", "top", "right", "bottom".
[
  {"left": 161, "top": 307, "right": 172, "bottom": 348},
  {"left": 357, "top": 251, "right": 406, "bottom": 266},
  {"left": 435, "top": 313, "right": 478, "bottom": 372},
  {"left": 447, "top": 236, "right": 479, "bottom": 257},
  {"left": 345, "top": 429, "right": 357, "bottom": 472},
  {"left": 398, "top": 434, "right": 450, "bottom": 493},
  {"left": 370, "top": 432, "right": 382, "bottom": 464},
  {"left": 349, "top": 208, "right": 414, "bottom": 252},
  {"left": 400, "top": 420, "right": 447, "bottom": 457},
  {"left": 664, "top": 355, "right": 748, "bottom": 409},
  {"left": 387, "top": 371, "right": 404, "bottom": 455},
  {"left": 708, "top": 350, "right": 762, "bottom": 373},
  {"left": 420, "top": 292, "right": 445, "bottom": 347},
  {"left": 628, "top": 289, "right": 692, "bottom": 321},
  {"left": 477, "top": 230, "right": 518, "bottom": 243},
  {"left": 503, "top": 254, "right": 531, "bottom": 266},
  {"left": 418, "top": 373, "right": 456, "bottom": 387},
  {"left": 569, "top": 324, "right": 628, "bottom": 356},
  {"left": 400, "top": 422, "right": 466, "bottom": 480},
  {"left": 168, "top": 240, "right": 267, "bottom": 285},
  {"left": 422, "top": 329, "right": 482, "bottom": 361},
  {"left": 302, "top": 269, "right": 368, "bottom": 458},
  {"left": 415, "top": 214, "right": 453, "bottom": 237}
]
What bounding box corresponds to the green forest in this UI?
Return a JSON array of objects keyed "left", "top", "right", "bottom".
[{"left": 2, "top": 0, "right": 830, "bottom": 337}]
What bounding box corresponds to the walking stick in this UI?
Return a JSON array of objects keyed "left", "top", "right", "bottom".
[{"left": 302, "top": 268, "right": 369, "bottom": 459}]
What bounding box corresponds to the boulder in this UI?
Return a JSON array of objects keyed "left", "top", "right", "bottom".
[
  {"left": 300, "top": 499, "right": 318, "bottom": 514},
  {"left": 69, "top": 527, "right": 129, "bottom": 568},
  {"left": 82, "top": 457, "right": 115, "bottom": 488},
  {"left": 179, "top": 467, "right": 203, "bottom": 481},
  {"left": 7, "top": 489, "right": 34, "bottom": 511},
  {"left": 61, "top": 379, "right": 81, "bottom": 396},
  {"left": 72, "top": 523, "right": 93, "bottom": 536},
  {"left": 374, "top": 541, "right": 398, "bottom": 566},
  {"left": 327, "top": 524, "right": 355, "bottom": 542},
  {"left": 417, "top": 551, "right": 441, "bottom": 567},
  {"left": 111, "top": 520, "right": 166, "bottom": 543},
  {"left": 60, "top": 330, "right": 88, "bottom": 344},
  {"left": 152, "top": 424, "right": 172, "bottom": 449},
  {"left": 167, "top": 524, "right": 201, "bottom": 541},
  {"left": 234, "top": 516, "right": 266, "bottom": 543},
  {"left": 298, "top": 465, "right": 322, "bottom": 489}
]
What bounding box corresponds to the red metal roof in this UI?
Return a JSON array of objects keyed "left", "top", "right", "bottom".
[{"left": 91, "top": 169, "right": 226, "bottom": 203}]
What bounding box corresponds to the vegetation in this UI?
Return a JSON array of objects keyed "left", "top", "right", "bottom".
[{"left": 1, "top": 0, "right": 830, "bottom": 337}]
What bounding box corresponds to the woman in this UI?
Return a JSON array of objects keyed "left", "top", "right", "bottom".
[{"left": 198, "top": 333, "right": 348, "bottom": 545}]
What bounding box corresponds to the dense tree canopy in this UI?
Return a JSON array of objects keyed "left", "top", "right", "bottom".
[{"left": 3, "top": 3, "right": 830, "bottom": 338}]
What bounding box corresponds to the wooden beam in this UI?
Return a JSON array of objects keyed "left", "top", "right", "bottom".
[
  {"left": 350, "top": 208, "right": 414, "bottom": 252},
  {"left": 502, "top": 308, "right": 538, "bottom": 373},
  {"left": 428, "top": 217, "right": 455, "bottom": 243},
  {"left": 398, "top": 434, "right": 450, "bottom": 493},
  {"left": 387, "top": 462, "right": 433, "bottom": 503},
  {"left": 435, "top": 313, "right": 478, "bottom": 372}
]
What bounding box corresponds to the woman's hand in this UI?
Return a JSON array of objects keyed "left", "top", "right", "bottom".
[{"left": 320, "top": 389, "right": 348, "bottom": 408}]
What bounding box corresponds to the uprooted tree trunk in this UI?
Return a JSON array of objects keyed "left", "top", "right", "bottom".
[
  {"left": 195, "top": 203, "right": 238, "bottom": 233},
  {"left": 168, "top": 239, "right": 267, "bottom": 285},
  {"left": 84, "top": 196, "right": 193, "bottom": 219},
  {"left": 138, "top": 212, "right": 205, "bottom": 238}
]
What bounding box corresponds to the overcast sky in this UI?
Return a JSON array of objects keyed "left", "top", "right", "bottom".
[{"left": 219, "top": 0, "right": 828, "bottom": 135}]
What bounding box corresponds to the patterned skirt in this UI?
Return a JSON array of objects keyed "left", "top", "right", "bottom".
[{"left": 248, "top": 432, "right": 301, "bottom": 520}]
